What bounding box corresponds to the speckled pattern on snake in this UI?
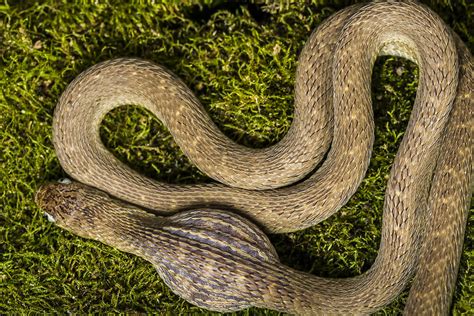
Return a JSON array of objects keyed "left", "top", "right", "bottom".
[{"left": 35, "top": 1, "right": 473, "bottom": 315}]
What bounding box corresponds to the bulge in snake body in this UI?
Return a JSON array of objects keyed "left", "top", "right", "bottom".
[{"left": 35, "top": 181, "right": 282, "bottom": 312}]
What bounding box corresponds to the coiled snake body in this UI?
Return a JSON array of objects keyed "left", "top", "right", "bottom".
[{"left": 35, "top": 1, "right": 473, "bottom": 314}]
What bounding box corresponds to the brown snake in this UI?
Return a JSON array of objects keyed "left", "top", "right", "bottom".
[{"left": 35, "top": 1, "right": 473, "bottom": 314}]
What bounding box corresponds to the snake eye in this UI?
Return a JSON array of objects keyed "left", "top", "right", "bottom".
[{"left": 58, "top": 178, "right": 72, "bottom": 184}]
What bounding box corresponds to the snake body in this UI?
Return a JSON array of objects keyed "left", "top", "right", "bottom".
[{"left": 35, "top": 1, "right": 473, "bottom": 314}]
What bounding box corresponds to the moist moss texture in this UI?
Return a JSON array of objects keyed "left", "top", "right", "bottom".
[{"left": 1, "top": 0, "right": 472, "bottom": 314}]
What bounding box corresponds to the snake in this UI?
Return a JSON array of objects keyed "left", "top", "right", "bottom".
[{"left": 34, "top": 1, "right": 473, "bottom": 314}]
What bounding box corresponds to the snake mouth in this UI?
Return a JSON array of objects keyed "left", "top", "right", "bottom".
[
  {"left": 35, "top": 183, "right": 57, "bottom": 219},
  {"left": 35, "top": 184, "right": 57, "bottom": 223},
  {"left": 34, "top": 183, "right": 49, "bottom": 208}
]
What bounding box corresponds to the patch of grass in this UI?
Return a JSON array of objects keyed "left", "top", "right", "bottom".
[{"left": 1, "top": 0, "right": 472, "bottom": 314}]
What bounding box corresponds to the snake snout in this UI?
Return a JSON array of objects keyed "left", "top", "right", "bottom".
[{"left": 35, "top": 183, "right": 67, "bottom": 223}]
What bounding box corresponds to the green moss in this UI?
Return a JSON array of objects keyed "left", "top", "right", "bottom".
[{"left": 1, "top": 0, "right": 472, "bottom": 314}]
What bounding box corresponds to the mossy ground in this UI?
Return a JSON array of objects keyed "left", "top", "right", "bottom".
[{"left": 1, "top": 0, "right": 472, "bottom": 314}]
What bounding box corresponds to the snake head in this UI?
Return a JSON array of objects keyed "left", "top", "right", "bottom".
[{"left": 35, "top": 179, "right": 110, "bottom": 239}]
